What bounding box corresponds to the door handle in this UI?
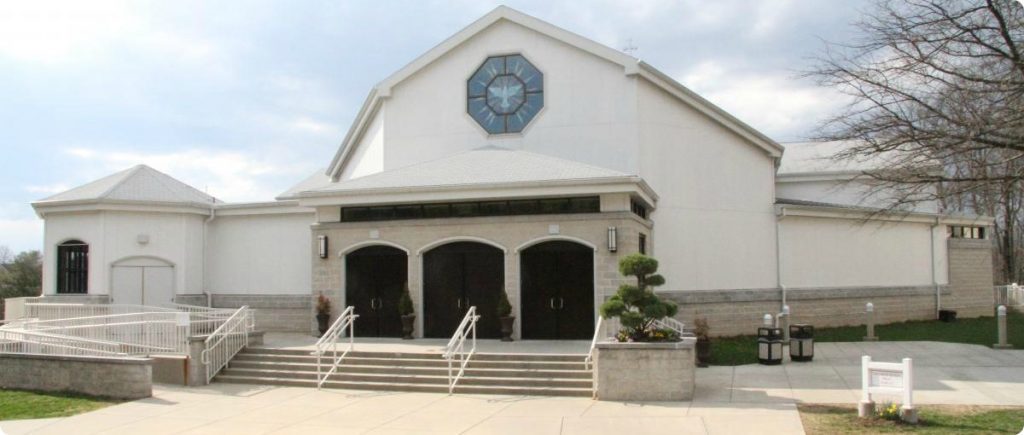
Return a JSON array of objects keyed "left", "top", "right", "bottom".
[
  {"left": 559, "top": 297, "right": 565, "bottom": 309},
  {"left": 370, "top": 298, "right": 376, "bottom": 310},
  {"left": 457, "top": 298, "right": 462, "bottom": 309},
  {"left": 549, "top": 298, "right": 555, "bottom": 310},
  {"left": 376, "top": 297, "right": 383, "bottom": 310}
]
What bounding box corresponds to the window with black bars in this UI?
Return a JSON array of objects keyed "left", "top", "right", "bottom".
[{"left": 56, "top": 240, "right": 88, "bottom": 294}]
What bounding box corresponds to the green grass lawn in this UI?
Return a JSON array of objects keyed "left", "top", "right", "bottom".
[
  {"left": 708, "top": 310, "right": 1024, "bottom": 366},
  {"left": 799, "top": 404, "right": 1024, "bottom": 434},
  {"left": 0, "top": 389, "right": 120, "bottom": 420}
]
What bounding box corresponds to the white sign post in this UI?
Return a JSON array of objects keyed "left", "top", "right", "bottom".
[{"left": 859, "top": 356, "right": 916, "bottom": 423}]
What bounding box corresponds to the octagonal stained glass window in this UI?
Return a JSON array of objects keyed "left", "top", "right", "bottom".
[{"left": 467, "top": 54, "right": 543, "bottom": 134}]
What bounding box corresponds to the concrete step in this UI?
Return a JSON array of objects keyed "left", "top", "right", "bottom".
[
  {"left": 244, "top": 347, "right": 587, "bottom": 362},
  {"left": 220, "top": 367, "right": 592, "bottom": 389},
  {"left": 228, "top": 360, "right": 593, "bottom": 379},
  {"left": 214, "top": 374, "right": 593, "bottom": 397},
  {"left": 232, "top": 353, "right": 585, "bottom": 371}
]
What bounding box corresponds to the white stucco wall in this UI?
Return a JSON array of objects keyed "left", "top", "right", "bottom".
[
  {"left": 636, "top": 79, "right": 779, "bottom": 291},
  {"left": 41, "top": 210, "right": 206, "bottom": 300},
  {"left": 206, "top": 211, "right": 314, "bottom": 295},
  {"left": 780, "top": 215, "right": 948, "bottom": 288},
  {"left": 340, "top": 107, "right": 385, "bottom": 181},
  {"left": 374, "top": 19, "right": 640, "bottom": 175}
]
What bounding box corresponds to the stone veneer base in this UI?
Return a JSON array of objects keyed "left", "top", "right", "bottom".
[
  {"left": 594, "top": 338, "right": 696, "bottom": 401},
  {"left": 0, "top": 353, "right": 152, "bottom": 400}
]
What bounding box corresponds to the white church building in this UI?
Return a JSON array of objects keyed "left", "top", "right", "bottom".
[{"left": 29, "top": 7, "right": 994, "bottom": 338}]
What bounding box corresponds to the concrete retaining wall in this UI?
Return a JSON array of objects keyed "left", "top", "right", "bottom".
[
  {"left": 594, "top": 339, "right": 696, "bottom": 401},
  {"left": 0, "top": 353, "right": 151, "bottom": 400}
]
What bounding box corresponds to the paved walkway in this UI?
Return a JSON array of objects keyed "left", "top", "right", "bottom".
[
  {"left": 0, "top": 385, "right": 802, "bottom": 435},
  {"left": 2, "top": 341, "right": 1022, "bottom": 435},
  {"left": 696, "top": 341, "right": 1024, "bottom": 406}
]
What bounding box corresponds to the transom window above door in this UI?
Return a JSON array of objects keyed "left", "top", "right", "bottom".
[{"left": 467, "top": 54, "right": 544, "bottom": 134}]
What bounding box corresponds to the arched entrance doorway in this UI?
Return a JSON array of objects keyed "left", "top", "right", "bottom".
[
  {"left": 423, "top": 242, "right": 504, "bottom": 338},
  {"left": 346, "top": 245, "right": 408, "bottom": 338},
  {"left": 520, "top": 240, "right": 594, "bottom": 339}
]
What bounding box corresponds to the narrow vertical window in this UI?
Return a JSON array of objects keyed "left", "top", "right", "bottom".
[
  {"left": 56, "top": 240, "right": 88, "bottom": 294},
  {"left": 639, "top": 233, "right": 647, "bottom": 255}
]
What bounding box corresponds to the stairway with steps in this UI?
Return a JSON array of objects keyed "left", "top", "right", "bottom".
[{"left": 214, "top": 347, "right": 593, "bottom": 397}]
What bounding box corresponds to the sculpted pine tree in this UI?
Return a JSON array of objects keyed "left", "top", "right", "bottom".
[{"left": 599, "top": 254, "right": 679, "bottom": 341}]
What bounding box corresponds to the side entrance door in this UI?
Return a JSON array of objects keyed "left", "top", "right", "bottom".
[
  {"left": 345, "top": 246, "right": 407, "bottom": 338},
  {"left": 110, "top": 257, "right": 175, "bottom": 306}
]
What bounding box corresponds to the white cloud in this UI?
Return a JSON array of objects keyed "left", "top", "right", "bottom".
[
  {"left": 64, "top": 147, "right": 310, "bottom": 202},
  {"left": 24, "top": 184, "right": 70, "bottom": 195},
  {"left": 0, "top": 218, "right": 43, "bottom": 253},
  {"left": 677, "top": 61, "right": 848, "bottom": 140}
]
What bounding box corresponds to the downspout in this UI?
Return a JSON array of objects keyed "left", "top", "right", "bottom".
[
  {"left": 931, "top": 216, "right": 940, "bottom": 318},
  {"left": 202, "top": 204, "right": 216, "bottom": 308},
  {"left": 776, "top": 206, "right": 787, "bottom": 310}
]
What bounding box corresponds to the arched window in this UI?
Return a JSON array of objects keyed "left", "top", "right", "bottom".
[{"left": 56, "top": 240, "right": 88, "bottom": 294}]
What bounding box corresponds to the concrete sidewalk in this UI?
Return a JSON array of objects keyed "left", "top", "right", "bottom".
[
  {"left": 0, "top": 384, "right": 803, "bottom": 435},
  {"left": 695, "top": 341, "right": 1024, "bottom": 406}
]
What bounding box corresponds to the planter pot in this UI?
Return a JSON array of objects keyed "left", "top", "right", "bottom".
[
  {"left": 593, "top": 338, "right": 697, "bottom": 401},
  {"left": 696, "top": 338, "right": 712, "bottom": 367},
  {"left": 401, "top": 314, "right": 416, "bottom": 340},
  {"left": 316, "top": 313, "right": 330, "bottom": 337},
  {"left": 499, "top": 316, "right": 515, "bottom": 342}
]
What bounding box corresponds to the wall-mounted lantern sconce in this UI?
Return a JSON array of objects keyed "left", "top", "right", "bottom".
[
  {"left": 318, "top": 235, "right": 328, "bottom": 259},
  {"left": 607, "top": 226, "right": 618, "bottom": 252}
]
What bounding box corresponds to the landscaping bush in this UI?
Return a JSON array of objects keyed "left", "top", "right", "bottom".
[{"left": 599, "top": 253, "right": 679, "bottom": 342}]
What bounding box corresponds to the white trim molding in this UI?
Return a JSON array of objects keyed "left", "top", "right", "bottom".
[
  {"left": 513, "top": 236, "right": 598, "bottom": 254},
  {"left": 416, "top": 236, "right": 508, "bottom": 256}
]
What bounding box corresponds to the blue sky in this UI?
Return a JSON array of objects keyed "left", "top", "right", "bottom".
[{"left": 0, "top": 0, "right": 868, "bottom": 253}]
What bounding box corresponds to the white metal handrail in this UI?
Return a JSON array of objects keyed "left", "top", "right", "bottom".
[
  {"left": 0, "top": 328, "right": 132, "bottom": 357},
  {"left": 314, "top": 306, "right": 357, "bottom": 389},
  {"left": 19, "top": 311, "right": 190, "bottom": 354},
  {"left": 584, "top": 315, "right": 604, "bottom": 370},
  {"left": 200, "top": 306, "right": 250, "bottom": 384},
  {"left": 24, "top": 302, "right": 234, "bottom": 336},
  {"left": 443, "top": 306, "right": 479, "bottom": 394},
  {"left": 653, "top": 317, "right": 686, "bottom": 336}
]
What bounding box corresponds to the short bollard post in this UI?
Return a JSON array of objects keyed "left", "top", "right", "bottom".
[
  {"left": 781, "top": 305, "right": 791, "bottom": 342},
  {"left": 994, "top": 305, "right": 1013, "bottom": 349},
  {"left": 864, "top": 302, "right": 878, "bottom": 341}
]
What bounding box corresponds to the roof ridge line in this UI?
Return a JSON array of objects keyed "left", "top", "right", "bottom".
[{"left": 96, "top": 165, "right": 146, "bottom": 199}]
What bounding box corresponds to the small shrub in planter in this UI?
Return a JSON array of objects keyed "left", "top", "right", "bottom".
[
  {"left": 599, "top": 254, "right": 680, "bottom": 342},
  {"left": 315, "top": 294, "right": 331, "bottom": 337},
  {"left": 398, "top": 284, "right": 415, "bottom": 340},
  {"left": 497, "top": 290, "right": 515, "bottom": 342}
]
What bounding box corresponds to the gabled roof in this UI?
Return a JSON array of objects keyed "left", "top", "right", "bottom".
[
  {"left": 325, "top": 6, "right": 783, "bottom": 179},
  {"left": 303, "top": 146, "right": 657, "bottom": 201},
  {"left": 34, "top": 165, "right": 216, "bottom": 209}
]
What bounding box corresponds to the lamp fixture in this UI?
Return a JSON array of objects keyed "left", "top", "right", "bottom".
[
  {"left": 318, "top": 235, "right": 328, "bottom": 259},
  {"left": 607, "top": 226, "right": 618, "bottom": 252}
]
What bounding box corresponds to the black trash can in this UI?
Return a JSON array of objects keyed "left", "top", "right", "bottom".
[
  {"left": 789, "top": 324, "right": 814, "bottom": 362},
  {"left": 939, "top": 309, "right": 957, "bottom": 322},
  {"left": 758, "top": 327, "right": 783, "bottom": 365}
]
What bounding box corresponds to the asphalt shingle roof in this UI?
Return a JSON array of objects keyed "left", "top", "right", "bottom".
[{"left": 36, "top": 165, "right": 216, "bottom": 206}]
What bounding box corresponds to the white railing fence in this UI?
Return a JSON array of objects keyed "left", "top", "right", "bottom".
[
  {"left": 200, "top": 306, "right": 251, "bottom": 384},
  {"left": 0, "top": 328, "right": 130, "bottom": 357},
  {"left": 995, "top": 284, "right": 1023, "bottom": 308},
  {"left": 314, "top": 306, "right": 358, "bottom": 389},
  {"left": 22, "top": 302, "right": 239, "bottom": 337},
  {"left": 17, "top": 311, "right": 191, "bottom": 354},
  {"left": 159, "top": 303, "right": 238, "bottom": 336},
  {"left": 584, "top": 315, "right": 604, "bottom": 370},
  {"left": 653, "top": 317, "right": 686, "bottom": 336},
  {"left": 443, "top": 306, "right": 479, "bottom": 394}
]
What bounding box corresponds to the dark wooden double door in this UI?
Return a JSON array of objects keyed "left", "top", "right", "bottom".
[
  {"left": 521, "top": 241, "right": 594, "bottom": 340},
  {"left": 423, "top": 242, "right": 503, "bottom": 338},
  {"left": 345, "top": 246, "right": 407, "bottom": 338}
]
